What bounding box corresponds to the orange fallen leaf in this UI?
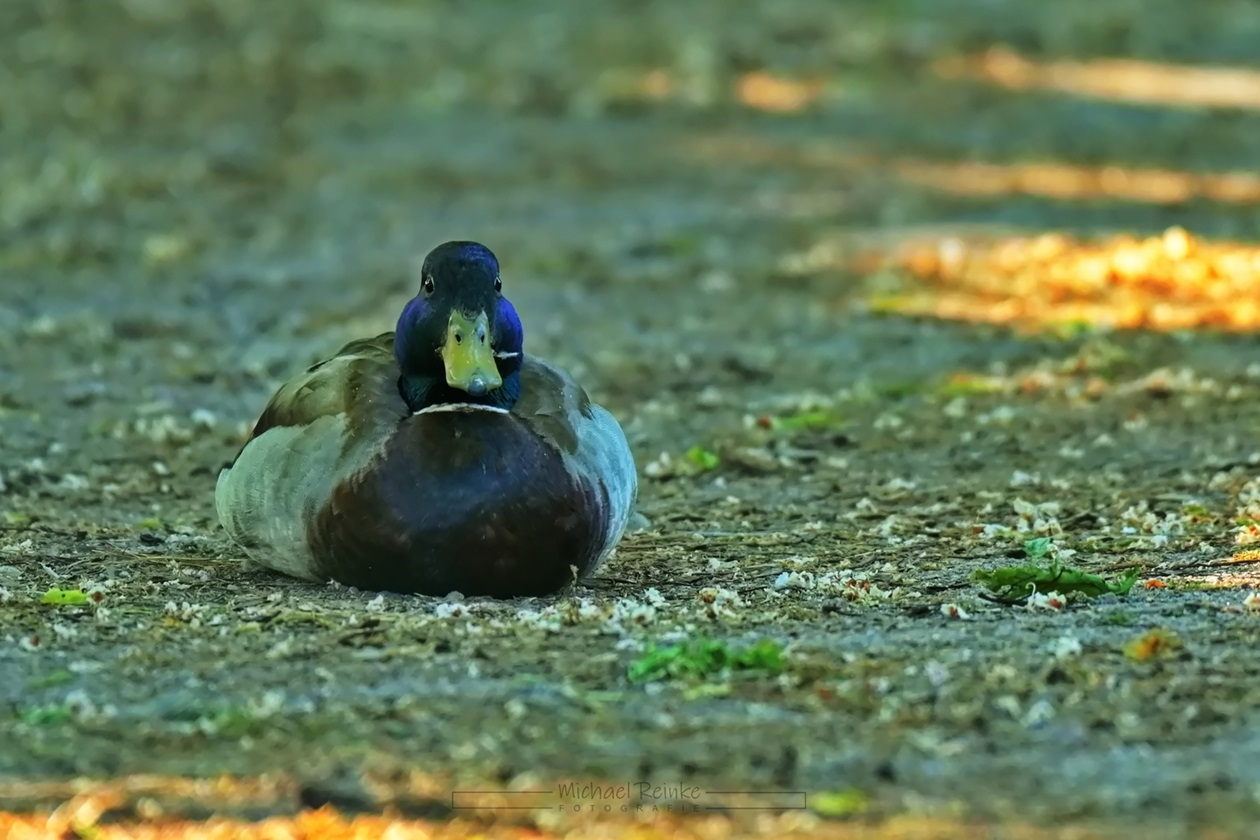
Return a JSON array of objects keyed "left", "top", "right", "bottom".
[{"left": 1123, "top": 627, "right": 1181, "bottom": 662}]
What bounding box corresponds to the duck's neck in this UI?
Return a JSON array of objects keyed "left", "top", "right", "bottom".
[{"left": 398, "top": 371, "right": 522, "bottom": 413}]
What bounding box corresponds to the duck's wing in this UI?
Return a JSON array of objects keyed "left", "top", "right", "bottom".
[
  {"left": 513, "top": 356, "right": 639, "bottom": 569},
  {"left": 216, "top": 332, "right": 408, "bottom": 579},
  {"left": 241, "top": 333, "right": 404, "bottom": 448}
]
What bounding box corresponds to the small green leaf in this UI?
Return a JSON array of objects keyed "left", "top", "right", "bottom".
[
  {"left": 971, "top": 561, "right": 1140, "bottom": 604},
  {"left": 685, "top": 446, "right": 720, "bottom": 471},
  {"left": 18, "top": 704, "right": 73, "bottom": 725},
  {"left": 811, "top": 788, "right": 871, "bottom": 818},
  {"left": 1050, "top": 320, "right": 1096, "bottom": 340},
  {"left": 28, "top": 670, "right": 75, "bottom": 689},
  {"left": 773, "top": 410, "right": 845, "bottom": 431},
  {"left": 937, "top": 373, "right": 1004, "bottom": 398},
  {"left": 1023, "top": 537, "right": 1053, "bottom": 559},
  {"left": 682, "top": 682, "right": 733, "bottom": 700},
  {"left": 40, "top": 588, "right": 90, "bottom": 606},
  {"left": 72, "top": 822, "right": 101, "bottom": 840},
  {"left": 866, "top": 293, "right": 920, "bottom": 315}
]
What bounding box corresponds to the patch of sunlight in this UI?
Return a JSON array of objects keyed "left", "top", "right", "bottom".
[
  {"left": 936, "top": 47, "right": 1260, "bottom": 111},
  {"left": 590, "top": 67, "right": 830, "bottom": 112},
  {"left": 893, "top": 158, "right": 1260, "bottom": 205},
  {"left": 682, "top": 133, "right": 1260, "bottom": 206},
  {"left": 857, "top": 227, "right": 1260, "bottom": 333},
  {"left": 735, "top": 71, "right": 826, "bottom": 112}
]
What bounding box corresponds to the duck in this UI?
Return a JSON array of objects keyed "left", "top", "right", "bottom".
[{"left": 215, "top": 241, "right": 638, "bottom": 598}]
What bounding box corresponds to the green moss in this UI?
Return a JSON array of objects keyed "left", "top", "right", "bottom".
[
  {"left": 938, "top": 372, "right": 1004, "bottom": 398},
  {"left": 18, "top": 703, "right": 74, "bottom": 726},
  {"left": 771, "top": 409, "right": 846, "bottom": 431},
  {"left": 27, "top": 670, "right": 76, "bottom": 689},
  {"left": 1074, "top": 337, "right": 1133, "bottom": 378},
  {"left": 874, "top": 380, "right": 925, "bottom": 399},
  {"left": 201, "top": 707, "right": 267, "bottom": 739},
  {"left": 628, "top": 637, "right": 785, "bottom": 683}
]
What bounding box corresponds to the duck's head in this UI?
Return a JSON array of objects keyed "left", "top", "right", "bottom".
[{"left": 394, "top": 241, "right": 524, "bottom": 411}]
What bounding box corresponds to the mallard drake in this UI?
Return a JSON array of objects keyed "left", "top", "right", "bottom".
[{"left": 215, "top": 241, "right": 638, "bottom": 598}]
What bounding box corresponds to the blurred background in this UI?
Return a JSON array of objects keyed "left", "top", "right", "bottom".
[
  {"left": 5, "top": 0, "right": 1260, "bottom": 389},
  {"left": 7, "top": 0, "right": 1260, "bottom": 372},
  {"left": 5, "top": 1, "right": 1260, "bottom": 836}
]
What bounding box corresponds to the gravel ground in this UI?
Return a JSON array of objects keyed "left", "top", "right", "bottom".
[{"left": 4, "top": 1, "right": 1260, "bottom": 837}]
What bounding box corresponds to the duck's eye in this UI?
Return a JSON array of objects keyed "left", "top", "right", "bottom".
[
  {"left": 422, "top": 275, "right": 435, "bottom": 295},
  {"left": 494, "top": 276, "right": 502, "bottom": 294}
]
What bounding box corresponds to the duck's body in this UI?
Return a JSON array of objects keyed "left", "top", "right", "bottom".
[{"left": 215, "top": 242, "right": 637, "bottom": 597}]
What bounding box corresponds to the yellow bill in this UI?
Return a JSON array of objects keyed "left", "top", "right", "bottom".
[{"left": 442, "top": 310, "right": 502, "bottom": 396}]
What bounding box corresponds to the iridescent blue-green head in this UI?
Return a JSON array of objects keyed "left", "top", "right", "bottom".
[{"left": 394, "top": 241, "right": 524, "bottom": 411}]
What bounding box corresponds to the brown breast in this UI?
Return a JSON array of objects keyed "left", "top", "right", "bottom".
[{"left": 306, "top": 407, "right": 610, "bottom": 597}]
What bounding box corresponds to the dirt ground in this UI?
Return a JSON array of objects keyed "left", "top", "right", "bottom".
[{"left": 5, "top": 1, "right": 1260, "bottom": 837}]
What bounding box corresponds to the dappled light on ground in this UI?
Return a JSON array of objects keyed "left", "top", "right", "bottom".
[
  {"left": 0, "top": 772, "right": 1204, "bottom": 839},
  {"left": 600, "top": 68, "right": 827, "bottom": 112},
  {"left": 935, "top": 47, "right": 1260, "bottom": 111},
  {"left": 859, "top": 227, "right": 1260, "bottom": 332},
  {"left": 735, "top": 72, "right": 825, "bottom": 113},
  {"left": 893, "top": 159, "right": 1260, "bottom": 205},
  {"left": 0, "top": 807, "right": 1176, "bottom": 840},
  {"left": 682, "top": 136, "right": 1260, "bottom": 207}
]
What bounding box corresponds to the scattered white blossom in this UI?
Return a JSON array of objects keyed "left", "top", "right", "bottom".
[
  {"left": 1048, "top": 635, "right": 1083, "bottom": 660},
  {"left": 1026, "top": 590, "right": 1067, "bottom": 611}
]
